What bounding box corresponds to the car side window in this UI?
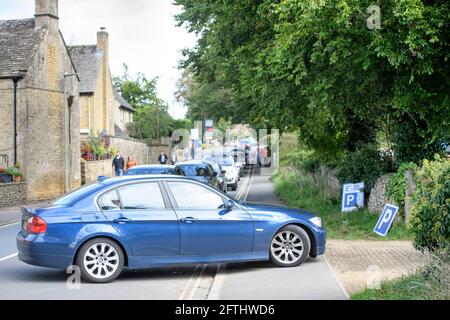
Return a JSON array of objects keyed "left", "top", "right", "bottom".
[
  {"left": 118, "top": 183, "right": 165, "bottom": 210},
  {"left": 168, "top": 182, "right": 224, "bottom": 210},
  {"left": 98, "top": 189, "right": 121, "bottom": 211}
]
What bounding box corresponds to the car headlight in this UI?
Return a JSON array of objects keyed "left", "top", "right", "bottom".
[{"left": 309, "top": 217, "right": 322, "bottom": 228}]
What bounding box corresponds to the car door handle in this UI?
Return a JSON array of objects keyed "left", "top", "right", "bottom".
[
  {"left": 180, "top": 217, "right": 199, "bottom": 224},
  {"left": 114, "top": 217, "right": 132, "bottom": 224}
]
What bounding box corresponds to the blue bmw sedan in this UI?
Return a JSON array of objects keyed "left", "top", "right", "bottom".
[{"left": 17, "top": 176, "right": 326, "bottom": 283}]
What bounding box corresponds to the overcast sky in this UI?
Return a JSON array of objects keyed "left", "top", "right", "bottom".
[{"left": 0, "top": 0, "right": 196, "bottom": 119}]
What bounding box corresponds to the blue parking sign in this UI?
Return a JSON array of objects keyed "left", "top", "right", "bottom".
[
  {"left": 341, "top": 183, "right": 365, "bottom": 212},
  {"left": 374, "top": 204, "right": 399, "bottom": 237}
]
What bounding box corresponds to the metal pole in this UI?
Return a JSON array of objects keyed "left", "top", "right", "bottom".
[
  {"left": 13, "top": 78, "right": 18, "bottom": 165},
  {"left": 63, "top": 73, "right": 78, "bottom": 193},
  {"left": 64, "top": 77, "right": 69, "bottom": 193}
]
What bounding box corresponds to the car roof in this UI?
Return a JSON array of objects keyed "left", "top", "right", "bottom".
[
  {"left": 128, "top": 165, "right": 177, "bottom": 170},
  {"left": 99, "top": 175, "right": 201, "bottom": 186},
  {"left": 175, "top": 161, "right": 208, "bottom": 166}
]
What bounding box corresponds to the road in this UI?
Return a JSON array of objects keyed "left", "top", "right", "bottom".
[{"left": 0, "top": 167, "right": 347, "bottom": 300}]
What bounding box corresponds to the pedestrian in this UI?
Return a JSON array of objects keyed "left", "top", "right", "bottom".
[
  {"left": 112, "top": 152, "right": 125, "bottom": 176},
  {"left": 126, "top": 156, "right": 138, "bottom": 172},
  {"left": 158, "top": 151, "right": 169, "bottom": 165}
]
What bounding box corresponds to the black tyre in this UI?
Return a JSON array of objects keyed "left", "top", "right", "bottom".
[
  {"left": 76, "top": 238, "right": 125, "bottom": 283},
  {"left": 269, "top": 225, "right": 311, "bottom": 267}
]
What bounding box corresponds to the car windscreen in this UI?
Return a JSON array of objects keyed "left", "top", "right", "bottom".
[
  {"left": 53, "top": 183, "right": 104, "bottom": 206},
  {"left": 208, "top": 157, "right": 233, "bottom": 166},
  {"left": 178, "top": 165, "right": 208, "bottom": 176},
  {"left": 126, "top": 168, "right": 176, "bottom": 175}
]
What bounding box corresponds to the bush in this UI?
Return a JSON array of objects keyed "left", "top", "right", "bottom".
[
  {"left": 337, "top": 145, "right": 390, "bottom": 195},
  {"left": 386, "top": 162, "right": 418, "bottom": 216},
  {"left": 409, "top": 156, "right": 450, "bottom": 252}
]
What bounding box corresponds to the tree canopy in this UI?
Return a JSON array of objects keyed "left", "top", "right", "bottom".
[{"left": 175, "top": 0, "right": 450, "bottom": 163}]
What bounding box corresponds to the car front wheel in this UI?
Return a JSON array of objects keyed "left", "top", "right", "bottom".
[
  {"left": 269, "top": 225, "right": 311, "bottom": 267},
  {"left": 76, "top": 238, "right": 124, "bottom": 283}
]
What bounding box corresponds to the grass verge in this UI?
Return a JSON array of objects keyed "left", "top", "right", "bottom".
[
  {"left": 273, "top": 166, "right": 412, "bottom": 240},
  {"left": 352, "top": 249, "right": 449, "bottom": 300}
]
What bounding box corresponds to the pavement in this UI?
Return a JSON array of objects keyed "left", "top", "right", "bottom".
[
  {"left": 324, "top": 240, "right": 430, "bottom": 295},
  {"left": 0, "top": 165, "right": 348, "bottom": 300},
  {"left": 0, "top": 201, "right": 53, "bottom": 226}
]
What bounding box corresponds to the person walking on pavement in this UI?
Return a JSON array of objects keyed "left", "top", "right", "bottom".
[
  {"left": 158, "top": 152, "right": 169, "bottom": 165},
  {"left": 112, "top": 152, "right": 125, "bottom": 176},
  {"left": 125, "top": 156, "right": 138, "bottom": 172}
]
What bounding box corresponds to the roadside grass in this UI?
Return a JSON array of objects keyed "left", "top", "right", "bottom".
[
  {"left": 352, "top": 250, "right": 450, "bottom": 300},
  {"left": 273, "top": 167, "right": 412, "bottom": 240}
]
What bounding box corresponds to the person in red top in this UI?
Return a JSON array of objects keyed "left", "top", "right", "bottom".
[{"left": 125, "top": 156, "right": 138, "bottom": 172}]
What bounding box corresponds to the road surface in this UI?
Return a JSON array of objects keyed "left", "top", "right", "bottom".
[{"left": 0, "top": 167, "right": 347, "bottom": 300}]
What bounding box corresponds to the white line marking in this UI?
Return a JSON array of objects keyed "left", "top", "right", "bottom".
[
  {"left": 178, "top": 264, "right": 200, "bottom": 300},
  {"left": 188, "top": 264, "right": 207, "bottom": 300},
  {"left": 0, "top": 221, "right": 20, "bottom": 229},
  {"left": 324, "top": 255, "right": 350, "bottom": 300},
  {"left": 0, "top": 253, "right": 18, "bottom": 263},
  {"left": 243, "top": 166, "right": 255, "bottom": 201},
  {"left": 207, "top": 263, "right": 228, "bottom": 300}
]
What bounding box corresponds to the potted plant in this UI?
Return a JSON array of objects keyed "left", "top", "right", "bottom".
[
  {"left": 2, "top": 167, "right": 15, "bottom": 183},
  {"left": 13, "top": 169, "right": 23, "bottom": 182},
  {"left": 0, "top": 165, "right": 5, "bottom": 183}
]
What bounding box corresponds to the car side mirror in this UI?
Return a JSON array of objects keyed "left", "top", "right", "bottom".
[{"left": 225, "top": 199, "right": 235, "bottom": 211}]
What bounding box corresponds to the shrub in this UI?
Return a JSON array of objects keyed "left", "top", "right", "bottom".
[
  {"left": 386, "top": 162, "right": 418, "bottom": 216},
  {"left": 409, "top": 156, "right": 450, "bottom": 252},
  {"left": 337, "top": 145, "right": 390, "bottom": 196}
]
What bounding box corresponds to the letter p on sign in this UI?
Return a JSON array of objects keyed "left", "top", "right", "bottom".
[{"left": 374, "top": 204, "right": 399, "bottom": 237}]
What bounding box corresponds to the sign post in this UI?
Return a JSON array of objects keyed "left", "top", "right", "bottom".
[
  {"left": 374, "top": 204, "right": 399, "bottom": 237},
  {"left": 341, "top": 183, "right": 365, "bottom": 212}
]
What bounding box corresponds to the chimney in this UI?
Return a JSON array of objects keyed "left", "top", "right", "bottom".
[
  {"left": 97, "top": 27, "right": 109, "bottom": 66},
  {"left": 35, "top": 0, "right": 59, "bottom": 30}
]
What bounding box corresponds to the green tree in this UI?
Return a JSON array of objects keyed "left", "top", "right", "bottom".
[
  {"left": 113, "top": 64, "right": 174, "bottom": 142},
  {"left": 175, "top": 0, "right": 450, "bottom": 162}
]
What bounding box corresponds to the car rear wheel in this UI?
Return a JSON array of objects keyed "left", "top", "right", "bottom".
[
  {"left": 76, "top": 238, "right": 124, "bottom": 283},
  {"left": 269, "top": 225, "right": 311, "bottom": 267},
  {"left": 231, "top": 181, "right": 238, "bottom": 191}
]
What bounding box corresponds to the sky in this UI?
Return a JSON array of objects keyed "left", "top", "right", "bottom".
[{"left": 0, "top": 0, "right": 197, "bottom": 119}]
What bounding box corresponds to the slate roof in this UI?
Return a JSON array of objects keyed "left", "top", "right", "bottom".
[
  {"left": 0, "top": 19, "right": 46, "bottom": 77},
  {"left": 113, "top": 87, "right": 135, "bottom": 112},
  {"left": 68, "top": 45, "right": 103, "bottom": 93}
]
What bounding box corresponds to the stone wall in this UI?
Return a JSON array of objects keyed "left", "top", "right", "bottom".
[
  {"left": 368, "top": 173, "right": 394, "bottom": 214},
  {"left": 0, "top": 183, "right": 27, "bottom": 208},
  {"left": 109, "top": 136, "right": 149, "bottom": 166},
  {"left": 81, "top": 159, "right": 113, "bottom": 185},
  {"left": 148, "top": 143, "right": 172, "bottom": 165}
]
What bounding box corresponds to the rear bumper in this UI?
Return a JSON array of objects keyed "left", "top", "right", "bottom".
[{"left": 17, "top": 233, "right": 74, "bottom": 270}]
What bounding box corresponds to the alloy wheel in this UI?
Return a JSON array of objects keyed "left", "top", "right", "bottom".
[
  {"left": 270, "top": 231, "right": 304, "bottom": 265},
  {"left": 83, "top": 242, "right": 120, "bottom": 280}
]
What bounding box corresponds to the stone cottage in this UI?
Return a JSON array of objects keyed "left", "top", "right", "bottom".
[
  {"left": 68, "top": 29, "right": 134, "bottom": 139},
  {"left": 0, "top": 0, "right": 81, "bottom": 201}
]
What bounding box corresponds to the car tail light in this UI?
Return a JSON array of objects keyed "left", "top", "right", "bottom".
[{"left": 28, "top": 216, "right": 47, "bottom": 234}]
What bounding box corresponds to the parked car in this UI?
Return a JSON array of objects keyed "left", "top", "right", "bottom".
[
  {"left": 125, "top": 165, "right": 185, "bottom": 176},
  {"left": 204, "top": 156, "right": 239, "bottom": 191},
  {"left": 204, "top": 160, "right": 227, "bottom": 193},
  {"left": 17, "top": 175, "right": 326, "bottom": 283},
  {"left": 230, "top": 147, "right": 245, "bottom": 178},
  {"left": 175, "top": 161, "right": 219, "bottom": 189}
]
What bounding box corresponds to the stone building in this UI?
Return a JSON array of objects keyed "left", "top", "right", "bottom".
[
  {"left": 68, "top": 29, "right": 134, "bottom": 139},
  {"left": 114, "top": 87, "right": 134, "bottom": 136},
  {"left": 0, "top": 0, "right": 81, "bottom": 201}
]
